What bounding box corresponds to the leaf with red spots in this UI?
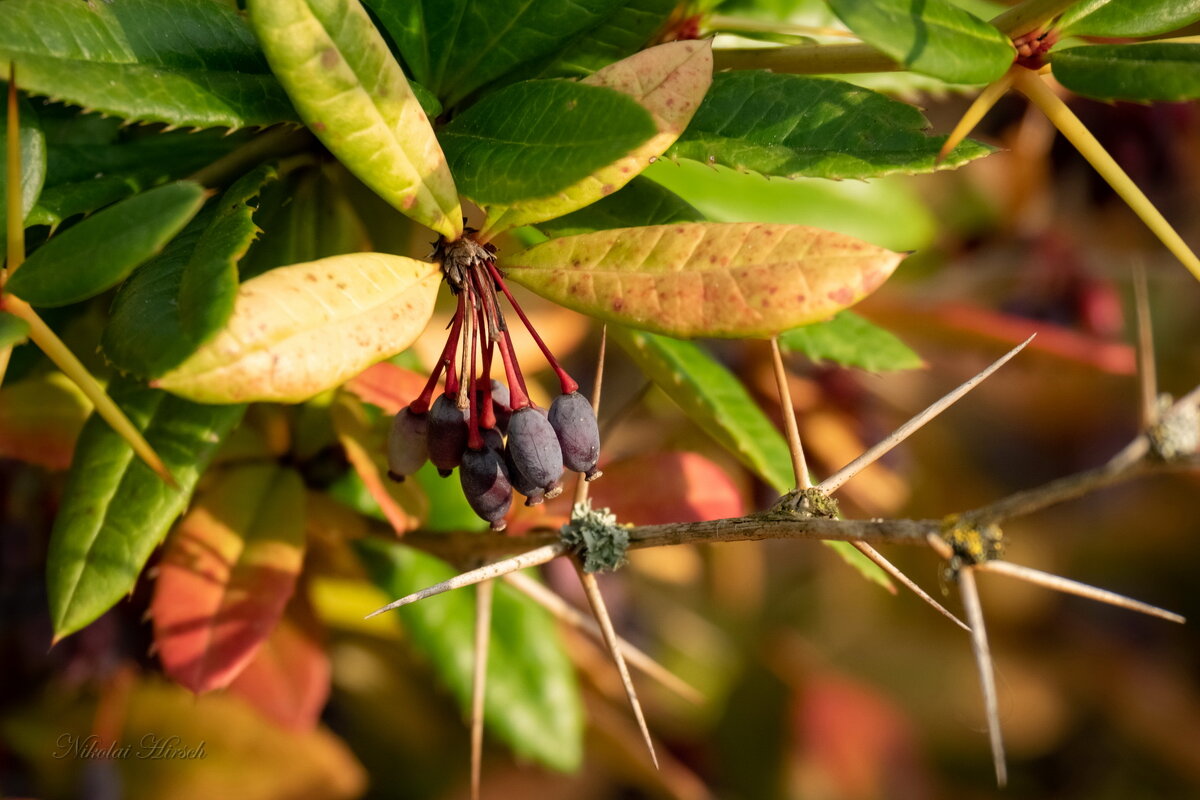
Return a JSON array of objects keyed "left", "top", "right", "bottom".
[
  {"left": 502, "top": 222, "right": 905, "bottom": 338},
  {"left": 151, "top": 463, "right": 306, "bottom": 694},
  {"left": 343, "top": 362, "right": 428, "bottom": 415},
  {"left": 228, "top": 604, "right": 331, "bottom": 731},
  {"left": 153, "top": 253, "right": 440, "bottom": 403},
  {"left": 483, "top": 40, "right": 713, "bottom": 235}
]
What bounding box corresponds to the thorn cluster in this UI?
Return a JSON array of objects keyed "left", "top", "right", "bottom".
[{"left": 387, "top": 234, "right": 602, "bottom": 530}]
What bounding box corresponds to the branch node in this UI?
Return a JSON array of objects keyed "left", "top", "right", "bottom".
[
  {"left": 941, "top": 515, "right": 1005, "bottom": 579},
  {"left": 561, "top": 500, "right": 629, "bottom": 574},
  {"left": 1148, "top": 394, "right": 1200, "bottom": 462},
  {"left": 772, "top": 487, "right": 840, "bottom": 519}
]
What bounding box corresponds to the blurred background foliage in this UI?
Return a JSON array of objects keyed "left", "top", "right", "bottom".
[{"left": 3, "top": 0, "right": 1200, "bottom": 798}]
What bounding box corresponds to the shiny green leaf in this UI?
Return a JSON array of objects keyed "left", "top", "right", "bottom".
[
  {"left": 1052, "top": 43, "right": 1200, "bottom": 102},
  {"left": 536, "top": 177, "right": 704, "bottom": 238},
  {"left": 828, "top": 0, "right": 1014, "bottom": 84},
  {"left": 248, "top": 0, "right": 462, "bottom": 239},
  {"left": 0, "top": 93, "right": 45, "bottom": 252},
  {"left": 47, "top": 378, "right": 245, "bottom": 638},
  {"left": 611, "top": 326, "right": 893, "bottom": 589},
  {"left": 356, "top": 539, "right": 583, "bottom": 771},
  {"left": 7, "top": 181, "right": 206, "bottom": 308},
  {"left": 668, "top": 71, "right": 994, "bottom": 180},
  {"left": 1058, "top": 0, "right": 1200, "bottom": 37},
  {"left": 440, "top": 80, "right": 657, "bottom": 207},
  {"left": 779, "top": 311, "right": 923, "bottom": 372},
  {"left": 0, "top": 0, "right": 296, "bottom": 128}
]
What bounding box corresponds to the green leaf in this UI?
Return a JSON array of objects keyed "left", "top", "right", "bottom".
[
  {"left": 481, "top": 40, "right": 712, "bottom": 234},
  {"left": 179, "top": 165, "right": 277, "bottom": 347},
  {"left": 1051, "top": 43, "right": 1200, "bottom": 103},
  {"left": 0, "top": 311, "right": 30, "bottom": 349},
  {"left": 247, "top": 0, "right": 462, "bottom": 240},
  {"left": 828, "top": 0, "right": 1014, "bottom": 84},
  {"left": 355, "top": 539, "right": 583, "bottom": 771},
  {"left": 154, "top": 253, "right": 441, "bottom": 403},
  {"left": 536, "top": 177, "right": 704, "bottom": 237},
  {"left": 642, "top": 158, "right": 937, "bottom": 253},
  {"left": 7, "top": 182, "right": 207, "bottom": 308},
  {"left": 369, "top": 0, "right": 626, "bottom": 105},
  {"left": 668, "top": 71, "right": 994, "bottom": 180},
  {"left": 441, "top": 80, "right": 656, "bottom": 207},
  {"left": 778, "top": 311, "right": 923, "bottom": 371},
  {"left": 502, "top": 222, "right": 904, "bottom": 338},
  {"left": 0, "top": 93, "right": 46, "bottom": 252},
  {"left": 610, "top": 326, "right": 894, "bottom": 589},
  {"left": 26, "top": 177, "right": 138, "bottom": 230},
  {"left": 1058, "top": 0, "right": 1200, "bottom": 37},
  {"left": 0, "top": 0, "right": 297, "bottom": 129},
  {"left": 47, "top": 377, "right": 245, "bottom": 638}
]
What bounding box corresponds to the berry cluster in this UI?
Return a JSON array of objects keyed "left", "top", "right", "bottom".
[{"left": 387, "top": 236, "right": 601, "bottom": 530}]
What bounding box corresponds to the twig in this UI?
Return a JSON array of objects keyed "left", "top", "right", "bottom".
[
  {"left": 576, "top": 565, "right": 659, "bottom": 769},
  {"left": 503, "top": 571, "right": 704, "bottom": 704},
  {"left": 975, "top": 560, "right": 1185, "bottom": 623},
  {"left": 470, "top": 579, "right": 494, "bottom": 800},
  {"left": 820, "top": 336, "right": 1034, "bottom": 494},
  {"left": 769, "top": 337, "right": 810, "bottom": 490},
  {"left": 958, "top": 567, "right": 1007, "bottom": 787}
]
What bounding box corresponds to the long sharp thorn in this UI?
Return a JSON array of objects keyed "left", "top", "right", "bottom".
[
  {"left": 851, "top": 542, "right": 971, "bottom": 632},
  {"left": 769, "top": 336, "right": 810, "bottom": 490},
  {"left": 1015, "top": 68, "right": 1200, "bottom": 283},
  {"left": 959, "top": 567, "right": 1007, "bottom": 787},
  {"left": 1, "top": 64, "right": 22, "bottom": 386},
  {"left": 937, "top": 68, "right": 1016, "bottom": 164},
  {"left": 470, "top": 579, "right": 494, "bottom": 800},
  {"left": 576, "top": 566, "right": 659, "bottom": 769},
  {"left": 503, "top": 571, "right": 704, "bottom": 705},
  {"left": 976, "top": 560, "right": 1185, "bottom": 624},
  {"left": 364, "top": 543, "right": 566, "bottom": 618},
  {"left": 574, "top": 324, "right": 607, "bottom": 506},
  {"left": 1132, "top": 263, "right": 1158, "bottom": 428},
  {"left": 821, "top": 335, "right": 1034, "bottom": 494}
]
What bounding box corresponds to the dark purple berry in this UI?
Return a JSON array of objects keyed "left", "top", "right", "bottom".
[
  {"left": 460, "top": 444, "right": 512, "bottom": 531},
  {"left": 386, "top": 406, "right": 428, "bottom": 481},
  {"left": 548, "top": 391, "right": 601, "bottom": 480},
  {"left": 428, "top": 393, "right": 468, "bottom": 476},
  {"left": 506, "top": 406, "right": 564, "bottom": 503}
]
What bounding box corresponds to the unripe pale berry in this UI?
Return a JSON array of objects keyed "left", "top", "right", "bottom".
[
  {"left": 386, "top": 406, "right": 428, "bottom": 481},
  {"left": 548, "top": 391, "right": 601, "bottom": 480}
]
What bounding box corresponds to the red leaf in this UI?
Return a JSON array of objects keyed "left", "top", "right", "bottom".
[
  {"left": 228, "top": 607, "right": 330, "bottom": 731},
  {"left": 151, "top": 464, "right": 307, "bottom": 694},
  {"left": 343, "top": 361, "right": 427, "bottom": 415}
]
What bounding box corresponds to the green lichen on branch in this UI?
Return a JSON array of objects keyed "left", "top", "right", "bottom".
[
  {"left": 1148, "top": 394, "right": 1200, "bottom": 462},
  {"left": 771, "top": 487, "right": 841, "bottom": 519},
  {"left": 561, "top": 500, "right": 629, "bottom": 574},
  {"left": 941, "top": 514, "right": 1005, "bottom": 579}
]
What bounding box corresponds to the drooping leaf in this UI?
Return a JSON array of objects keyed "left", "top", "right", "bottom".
[
  {"left": 247, "top": 0, "right": 462, "bottom": 240},
  {"left": 151, "top": 463, "right": 306, "bottom": 694},
  {"left": 227, "top": 610, "right": 332, "bottom": 731},
  {"left": 0, "top": 93, "right": 46, "bottom": 252},
  {"left": 611, "top": 327, "right": 893, "bottom": 589},
  {"left": 46, "top": 378, "right": 246, "bottom": 638},
  {"left": 343, "top": 361, "right": 428, "bottom": 414},
  {"left": 827, "top": 0, "right": 1014, "bottom": 84},
  {"left": 536, "top": 176, "right": 704, "bottom": 238},
  {"left": 178, "top": 165, "right": 277, "bottom": 346},
  {"left": 779, "top": 311, "right": 923, "bottom": 372},
  {"left": 0, "top": 0, "right": 297, "bottom": 128},
  {"left": 238, "top": 166, "right": 370, "bottom": 281},
  {"left": 0, "top": 311, "right": 30, "bottom": 349},
  {"left": 7, "top": 182, "right": 207, "bottom": 308},
  {"left": 369, "top": 0, "right": 626, "bottom": 105},
  {"left": 643, "top": 158, "right": 937, "bottom": 253},
  {"left": 1057, "top": 0, "right": 1200, "bottom": 37},
  {"left": 154, "top": 253, "right": 441, "bottom": 403},
  {"left": 667, "top": 71, "right": 994, "bottom": 180},
  {"left": 0, "top": 372, "right": 90, "bottom": 470},
  {"left": 509, "top": 0, "right": 678, "bottom": 81},
  {"left": 502, "top": 222, "right": 905, "bottom": 338},
  {"left": 439, "top": 80, "right": 657, "bottom": 207},
  {"left": 356, "top": 539, "right": 584, "bottom": 771},
  {"left": 482, "top": 40, "right": 712, "bottom": 233},
  {"left": 330, "top": 393, "right": 427, "bottom": 535},
  {"left": 1052, "top": 44, "right": 1200, "bottom": 103}
]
